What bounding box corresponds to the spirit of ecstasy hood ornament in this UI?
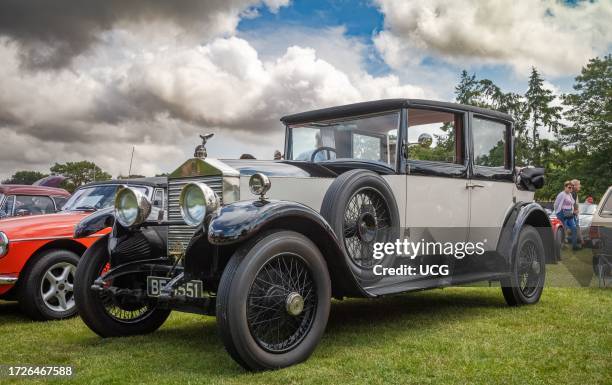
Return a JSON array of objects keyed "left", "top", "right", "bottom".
[{"left": 194, "top": 133, "right": 214, "bottom": 159}]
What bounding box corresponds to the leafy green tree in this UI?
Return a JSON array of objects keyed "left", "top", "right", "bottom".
[
  {"left": 2, "top": 170, "right": 48, "bottom": 185},
  {"left": 50, "top": 161, "right": 111, "bottom": 192},
  {"left": 560, "top": 55, "right": 612, "bottom": 201},
  {"left": 455, "top": 70, "right": 481, "bottom": 105},
  {"left": 454, "top": 71, "right": 529, "bottom": 164},
  {"left": 524, "top": 67, "right": 563, "bottom": 165}
]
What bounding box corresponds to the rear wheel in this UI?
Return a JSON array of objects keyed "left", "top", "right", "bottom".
[
  {"left": 217, "top": 231, "right": 331, "bottom": 371},
  {"left": 501, "top": 225, "right": 546, "bottom": 306},
  {"left": 74, "top": 236, "right": 170, "bottom": 337},
  {"left": 18, "top": 249, "right": 79, "bottom": 320}
]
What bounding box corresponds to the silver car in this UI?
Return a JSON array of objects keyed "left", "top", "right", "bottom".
[{"left": 578, "top": 203, "right": 597, "bottom": 244}]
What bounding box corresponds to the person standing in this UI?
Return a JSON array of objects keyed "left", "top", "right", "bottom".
[
  {"left": 554, "top": 181, "right": 580, "bottom": 250},
  {"left": 571, "top": 179, "right": 582, "bottom": 245}
]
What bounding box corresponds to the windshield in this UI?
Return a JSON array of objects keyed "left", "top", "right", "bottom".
[
  {"left": 579, "top": 203, "right": 596, "bottom": 215},
  {"left": 287, "top": 112, "right": 400, "bottom": 167},
  {"left": 62, "top": 185, "right": 149, "bottom": 211}
]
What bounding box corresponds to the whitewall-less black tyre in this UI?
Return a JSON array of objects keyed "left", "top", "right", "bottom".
[
  {"left": 501, "top": 225, "right": 546, "bottom": 306},
  {"left": 74, "top": 236, "right": 170, "bottom": 337},
  {"left": 217, "top": 231, "right": 331, "bottom": 371},
  {"left": 18, "top": 249, "right": 79, "bottom": 320}
]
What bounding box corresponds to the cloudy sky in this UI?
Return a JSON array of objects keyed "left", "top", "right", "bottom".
[{"left": 0, "top": 0, "right": 610, "bottom": 180}]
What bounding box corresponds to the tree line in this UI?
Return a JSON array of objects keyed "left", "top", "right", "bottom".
[
  {"left": 455, "top": 55, "right": 610, "bottom": 201},
  {"left": 3, "top": 56, "right": 610, "bottom": 200}
]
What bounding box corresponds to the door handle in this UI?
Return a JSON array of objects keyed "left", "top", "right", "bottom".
[{"left": 466, "top": 182, "right": 486, "bottom": 189}]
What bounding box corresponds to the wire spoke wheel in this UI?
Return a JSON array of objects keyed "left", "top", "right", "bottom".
[
  {"left": 247, "top": 253, "right": 317, "bottom": 353},
  {"left": 342, "top": 187, "right": 391, "bottom": 268},
  {"left": 517, "top": 240, "right": 542, "bottom": 298},
  {"left": 97, "top": 262, "right": 156, "bottom": 324}
]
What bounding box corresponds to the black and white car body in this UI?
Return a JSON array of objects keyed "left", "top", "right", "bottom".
[{"left": 74, "top": 99, "right": 552, "bottom": 370}]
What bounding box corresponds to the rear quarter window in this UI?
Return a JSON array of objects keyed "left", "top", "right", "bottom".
[{"left": 600, "top": 190, "right": 612, "bottom": 217}]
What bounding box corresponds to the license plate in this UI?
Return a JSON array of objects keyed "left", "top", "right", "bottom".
[{"left": 147, "top": 276, "right": 204, "bottom": 298}]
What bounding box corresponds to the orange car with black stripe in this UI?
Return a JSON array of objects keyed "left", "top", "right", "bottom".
[{"left": 0, "top": 178, "right": 166, "bottom": 320}]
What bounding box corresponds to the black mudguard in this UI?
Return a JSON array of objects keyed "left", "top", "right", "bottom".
[
  {"left": 497, "top": 202, "right": 555, "bottom": 267},
  {"left": 207, "top": 199, "right": 367, "bottom": 298},
  {"left": 73, "top": 207, "right": 115, "bottom": 238}
]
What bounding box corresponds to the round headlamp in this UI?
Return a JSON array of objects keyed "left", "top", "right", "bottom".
[
  {"left": 249, "top": 173, "right": 271, "bottom": 197},
  {"left": 0, "top": 231, "right": 9, "bottom": 257},
  {"left": 179, "top": 182, "right": 220, "bottom": 227},
  {"left": 114, "top": 186, "right": 151, "bottom": 227}
]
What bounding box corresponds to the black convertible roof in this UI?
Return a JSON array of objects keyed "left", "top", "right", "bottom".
[{"left": 280, "top": 99, "right": 514, "bottom": 124}]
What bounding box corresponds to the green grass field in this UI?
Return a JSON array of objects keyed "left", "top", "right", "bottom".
[{"left": 1, "top": 248, "right": 610, "bottom": 385}]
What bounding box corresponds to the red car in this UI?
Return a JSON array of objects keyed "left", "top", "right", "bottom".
[
  {"left": 0, "top": 178, "right": 166, "bottom": 320},
  {"left": 0, "top": 185, "right": 71, "bottom": 219},
  {"left": 548, "top": 211, "right": 565, "bottom": 260}
]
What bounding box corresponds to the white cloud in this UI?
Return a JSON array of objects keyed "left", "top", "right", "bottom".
[
  {"left": 0, "top": 0, "right": 292, "bottom": 69},
  {"left": 0, "top": 27, "right": 427, "bottom": 180},
  {"left": 374, "top": 0, "right": 612, "bottom": 76}
]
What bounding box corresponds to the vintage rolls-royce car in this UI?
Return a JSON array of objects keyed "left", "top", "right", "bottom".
[{"left": 74, "top": 99, "right": 551, "bottom": 370}]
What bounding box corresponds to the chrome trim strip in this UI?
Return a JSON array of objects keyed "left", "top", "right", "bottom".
[
  {"left": 0, "top": 276, "right": 18, "bottom": 285},
  {"left": 10, "top": 234, "right": 106, "bottom": 243}
]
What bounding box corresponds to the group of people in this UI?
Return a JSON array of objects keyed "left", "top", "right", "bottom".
[{"left": 553, "top": 179, "right": 585, "bottom": 251}]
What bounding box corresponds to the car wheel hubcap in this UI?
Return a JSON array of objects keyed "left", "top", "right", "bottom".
[
  {"left": 40, "top": 262, "right": 76, "bottom": 313},
  {"left": 286, "top": 292, "right": 304, "bottom": 316}
]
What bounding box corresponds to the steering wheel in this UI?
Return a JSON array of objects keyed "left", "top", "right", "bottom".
[{"left": 310, "top": 146, "right": 337, "bottom": 162}]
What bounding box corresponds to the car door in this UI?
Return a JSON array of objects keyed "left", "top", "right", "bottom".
[
  {"left": 404, "top": 107, "right": 470, "bottom": 281},
  {"left": 467, "top": 114, "right": 515, "bottom": 276}
]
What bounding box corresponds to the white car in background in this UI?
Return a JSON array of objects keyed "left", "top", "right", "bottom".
[{"left": 578, "top": 202, "right": 597, "bottom": 245}]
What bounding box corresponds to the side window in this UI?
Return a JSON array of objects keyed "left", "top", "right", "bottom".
[
  {"left": 1, "top": 196, "right": 15, "bottom": 217},
  {"left": 407, "top": 109, "right": 464, "bottom": 164},
  {"left": 472, "top": 117, "right": 509, "bottom": 169},
  {"left": 14, "top": 195, "right": 55, "bottom": 216},
  {"left": 601, "top": 192, "right": 612, "bottom": 217},
  {"left": 52, "top": 196, "right": 68, "bottom": 210}
]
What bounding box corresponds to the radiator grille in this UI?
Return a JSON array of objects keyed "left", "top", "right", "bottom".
[{"left": 167, "top": 176, "right": 223, "bottom": 256}]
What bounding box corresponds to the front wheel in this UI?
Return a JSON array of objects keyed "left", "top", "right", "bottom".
[
  {"left": 18, "top": 249, "right": 79, "bottom": 320},
  {"left": 501, "top": 225, "right": 546, "bottom": 306},
  {"left": 74, "top": 236, "right": 171, "bottom": 337},
  {"left": 217, "top": 231, "right": 331, "bottom": 371}
]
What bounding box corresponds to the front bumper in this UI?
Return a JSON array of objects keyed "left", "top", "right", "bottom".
[{"left": 0, "top": 275, "right": 18, "bottom": 285}]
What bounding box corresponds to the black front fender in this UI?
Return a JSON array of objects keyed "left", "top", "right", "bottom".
[
  {"left": 208, "top": 200, "right": 334, "bottom": 245},
  {"left": 74, "top": 207, "right": 115, "bottom": 238},
  {"left": 498, "top": 202, "right": 555, "bottom": 266},
  {"left": 207, "top": 199, "right": 367, "bottom": 298}
]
